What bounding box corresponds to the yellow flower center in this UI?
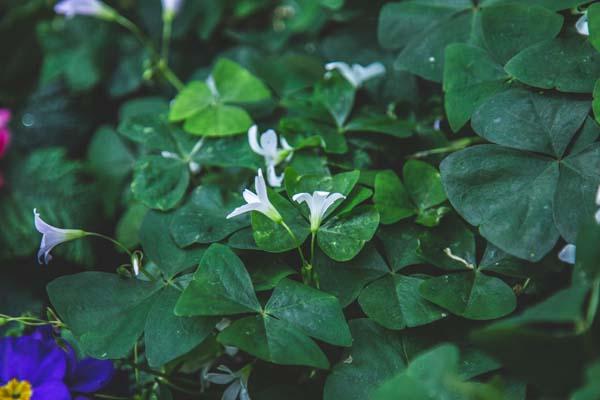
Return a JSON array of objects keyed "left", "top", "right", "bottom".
[{"left": 0, "top": 379, "right": 32, "bottom": 400}]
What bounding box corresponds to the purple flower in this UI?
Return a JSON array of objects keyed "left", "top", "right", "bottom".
[
  {"left": 0, "top": 333, "right": 70, "bottom": 399},
  {"left": 54, "top": 0, "right": 114, "bottom": 19},
  {"left": 0, "top": 330, "right": 114, "bottom": 400},
  {"left": 34, "top": 209, "right": 87, "bottom": 264}
]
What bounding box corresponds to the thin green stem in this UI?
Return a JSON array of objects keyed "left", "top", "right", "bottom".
[
  {"left": 161, "top": 15, "right": 173, "bottom": 62},
  {"left": 113, "top": 14, "right": 184, "bottom": 92},
  {"left": 94, "top": 394, "right": 132, "bottom": 400},
  {"left": 407, "top": 137, "right": 484, "bottom": 159},
  {"left": 310, "top": 232, "right": 316, "bottom": 268},
  {"left": 280, "top": 221, "right": 308, "bottom": 266},
  {"left": 85, "top": 232, "right": 132, "bottom": 257},
  {"left": 586, "top": 282, "right": 600, "bottom": 327}
]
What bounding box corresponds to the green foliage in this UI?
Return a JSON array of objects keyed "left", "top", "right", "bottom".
[{"left": 4, "top": 0, "right": 600, "bottom": 399}]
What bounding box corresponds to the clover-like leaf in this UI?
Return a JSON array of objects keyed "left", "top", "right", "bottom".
[
  {"left": 131, "top": 155, "right": 189, "bottom": 211},
  {"left": 139, "top": 210, "right": 206, "bottom": 279},
  {"left": 265, "top": 278, "right": 352, "bottom": 346},
  {"left": 175, "top": 244, "right": 262, "bottom": 316},
  {"left": 317, "top": 205, "right": 380, "bottom": 262},
  {"left": 218, "top": 315, "right": 329, "bottom": 369},
  {"left": 443, "top": 89, "right": 598, "bottom": 260},
  {"left": 505, "top": 36, "right": 600, "bottom": 94},
  {"left": 324, "top": 319, "right": 409, "bottom": 400},
  {"left": 358, "top": 274, "right": 446, "bottom": 330},
  {"left": 170, "top": 186, "right": 249, "bottom": 247}
]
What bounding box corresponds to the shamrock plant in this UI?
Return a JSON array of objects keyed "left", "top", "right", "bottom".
[{"left": 2, "top": 1, "right": 600, "bottom": 400}]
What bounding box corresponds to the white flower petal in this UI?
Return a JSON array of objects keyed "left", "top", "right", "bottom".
[
  {"left": 321, "top": 192, "right": 346, "bottom": 216},
  {"left": 226, "top": 203, "right": 261, "bottom": 219},
  {"left": 260, "top": 130, "right": 279, "bottom": 158},
  {"left": 595, "top": 185, "right": 600, "bottom": 206},
  {"left": 266, "top": 165, "right": 284, "bottom": 187},
  {"left": 255, "top": 168, "right": 269, "bottom": 203},
  {"left": 576, "top": 13, "right": 589, "bottom": 36},
  {"left": 247, "top": 125, "right": 264, "bottom": 155},
  {"left": 558, "top": 244, "right": 576, "bottom": 264},
  {"left": 595, "top": 209, "right": 600, "bottom": 225}
]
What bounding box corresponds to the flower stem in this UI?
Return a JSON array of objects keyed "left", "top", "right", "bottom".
[
  {"left": 407, "top": 137, "right": 484, "bottom": 159},
  {"left": 113, "top": 14, "right": 184, "bottom": 92},
  {"left": 280, "top": 221, "right": 308, "bottom": 264},
  {"left": 85, "top": 232, "right": 132, "bottom": 257}
]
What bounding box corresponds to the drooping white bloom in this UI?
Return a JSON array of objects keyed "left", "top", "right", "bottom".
[
  {"left": 292, "top": 191, "right": 346, "bottom": 232},
  {"left": 248, "top": 125, "right": 293, "bottom": 187},
  {"left": 161, "top": 0, "right": 183, "bottom": 16},
  {"left": 266, "top": 165, "right": 284, "bottom": 188},
  {"left": 576, "top": 12, "right": 589, "bottom": 36},
  {"left": 325, "top": 62, "right": 386, "bottom": 88},
  {"left": 558, "top": 244, "right": 576, "bottom": 264},
  {"left": 226, "top": 169, "right": 282, "bottom": 222},
  {"left": 205, "top": 365, "right": 251, "bottom": 400},
  {"left": 54, "top": 0, "right": 114, "bottom": 19},
  {"left": 34, "top": 209, "right": 86, "bottom": 264}
]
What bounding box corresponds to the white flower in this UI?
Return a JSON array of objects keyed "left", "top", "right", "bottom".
[
  {"left": 226, "top": 169, "right": 282, "bottom": 222},
  {"left": 324, "top": 62, "right": 386, "bottom": 88},
  {"left": 576, "top": 13, "right": 589, "bottom": 36},
  {"left": 34, "top": 209, "right": 86, "bottom": 264},
  {"left": 161, "top": 0, "right": 183, "bottom": 16},
  {"left": 558, "top": 244, "right": 576, "bottom": 264},
  {"left": 248, "top": 125, "right": 293, "bottom": 187},
  {"left": 292, "top": 191, "right": 346, "bottom": 232},
  {"left": 205, "top": 365, "right": 251, "bottom": 400},
  {"left": 54, "top": 0, "right": 114, "bottom": 19}
]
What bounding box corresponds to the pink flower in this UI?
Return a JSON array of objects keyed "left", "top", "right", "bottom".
[
  {"left": 0, "top": 108, "right": 11, "bottom": 159},
  {"left": 0, "top": 108, "right": 11, "bottom": 189}
]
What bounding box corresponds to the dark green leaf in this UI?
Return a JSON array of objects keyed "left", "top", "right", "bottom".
[
  {"left": 131, "top": 155, "right": 189, "bottom": 211},
  {"left": 318, "top": 205, "right": 380, "bottom": 261},
  {"left": 218, "top": 315, "right": 329, "bottom": 369},
  {"left": 170, "top": 186, "right": 249, "bottom": 247},
  {"left": 175, "top": 244, "right": 261, "bottom": 316},
  {"left": 505, "top": 36, "right": 600, "bottom": 93},
  {"left": 265, "top": 278, "right": 352, "bottom": 346}
]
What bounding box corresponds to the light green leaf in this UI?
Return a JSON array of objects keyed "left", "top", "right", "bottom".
[
  {"left": 265, "top": 279, "right": 351, "bottom": 346},
  {"left": 168, "top": 81, "right": 213, "bottom": 121},
  {"left": 184, "top": 104, "right": 253, "bottom": 137},
  {"left": 212, "top": 58, "right": 271, "bottom": 103},
  {"left": 175, "top": 244, "right": 261, "bottom": 316}
]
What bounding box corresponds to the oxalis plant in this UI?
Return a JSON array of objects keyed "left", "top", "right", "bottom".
[{"left": 1, "top": 0, "right": 600, "bottom": 399}]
